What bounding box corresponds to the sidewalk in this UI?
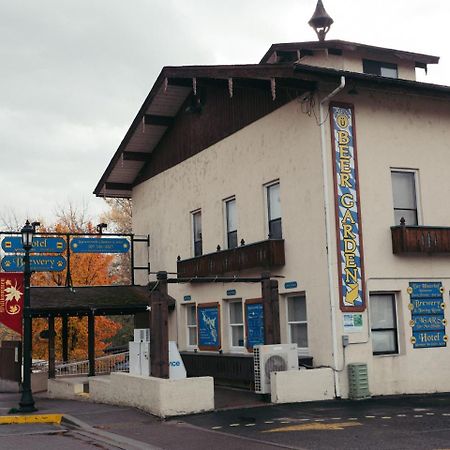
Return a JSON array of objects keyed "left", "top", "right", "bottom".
[
  {"left": 0, "top": 391, "right": 276, "bottom": 450},
  {"left": 3, "top": 390, "right": 450, "bottom": 449}
]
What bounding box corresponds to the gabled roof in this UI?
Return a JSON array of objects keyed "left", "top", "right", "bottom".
[
  {"left": 260, "top": 40, "right": 440, "bottom": 68},
  {"left": 94, "top": 43, "right": 444, "bottom": 199},
  {"left": 93, "top": 64, "right": 315, "bottom": 198}
]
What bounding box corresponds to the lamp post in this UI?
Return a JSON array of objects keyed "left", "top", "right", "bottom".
[{"left": 18, "top": 220, "right": 37, "bottom": 412}]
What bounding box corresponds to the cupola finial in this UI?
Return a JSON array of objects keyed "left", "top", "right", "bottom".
[{"left": 308, "top": 0, "right": 334, "bottom": 41}]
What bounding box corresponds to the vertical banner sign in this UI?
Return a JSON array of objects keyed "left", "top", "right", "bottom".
[
  {"left": 408, "top": 282, "right": 447, "bottom": 348},
  {"left": 330, "top": 103, "right": 365, "bottom": 312},
  {"left": 197, "top": 303, "right": 221, "bottom": 351},
  {"left": 245, "top": 300, "right": 264, "bottom": 350},
  {"left": 0, "top": 273, "right": 24, "bottom": 335}
]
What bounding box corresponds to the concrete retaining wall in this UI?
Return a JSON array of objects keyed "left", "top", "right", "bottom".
[
  {"left": 90, "top": 372, "right": 214, "bottom": 418},
  {"left": 47, "top": 378, "right": 85, "bottom": 399},
  {"left": 271, "top": 368, "right": 335, "bottom": 403}
]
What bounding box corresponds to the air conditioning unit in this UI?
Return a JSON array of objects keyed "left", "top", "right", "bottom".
[
  {"left": 254, "top": 344, "right": 299, "bottom": 394},
  {"left": 134, "top": 328, "right": 150, "bottom": 343}
]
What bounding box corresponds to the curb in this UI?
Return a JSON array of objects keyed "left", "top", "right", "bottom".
[
  {"left": 63, "top": 414, "right": 162, "bottom": 450},
  {"left": 0, "top": 414, "right": 62, "bottom": 425}
]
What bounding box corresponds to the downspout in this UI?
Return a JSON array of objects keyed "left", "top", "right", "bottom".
[{"left": 319, "top": 76, "right": 346, "bottom": 398}]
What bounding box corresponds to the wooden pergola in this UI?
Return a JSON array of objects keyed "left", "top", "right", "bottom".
[
  {"left": 29, "top": 285, "right": 162, "bottom": 378},
  {"left": 29, "top": 272, "right": 280, "bottom": 380}
]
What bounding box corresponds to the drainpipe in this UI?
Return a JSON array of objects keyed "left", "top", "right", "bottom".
[{"left": 319, "top": 76, "right": 346, "bottom": 398}]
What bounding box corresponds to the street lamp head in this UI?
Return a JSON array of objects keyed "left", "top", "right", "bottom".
[
  {"left": 21, "top": 220, "right": 35, "bottom": 250},
  {"left": 96, "top": 223, "right": 108, "bottom": 234}
]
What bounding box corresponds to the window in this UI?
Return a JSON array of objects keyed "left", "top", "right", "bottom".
[
  {"left": 287, "top": 295, "right": 308, "bottom": 350},
  {"left": 370, "top": 293, "right": 398, "bottom": 355},
  {"left": 192, "top": 210, "right": 202, "bottom": 256},
  {"left": 229, "top": 301, "right": 244, "bottom": 349},
  {"left": 186, "top": 304, "right": 197, "bottom": 347},
  {"left": 267, "top": 182, "right": 282, "bottom": 239},
  {"left": 363, "top": 59, "right": 398, "bottom": 78},
  {"left": 391, "top": 170, "right": 418, "bottom": 225},
  {"left": 225, "top": 198, "right": 238, "bottom": 249}
]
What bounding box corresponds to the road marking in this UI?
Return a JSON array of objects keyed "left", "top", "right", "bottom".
[
  {"left": 365, "top": 416, "right": 376, "bottom": 419},
  {"left": 348, "top": 418, "right": 358, "bottom": 421},
  {"left": 426, "top": 413, "right": 435, "bottom": 416},
  {"left": 442, "top": 413, "right": 450, "bottom": 417},
  {"left": 229, "top": 423, "right": 240, "bottom": 427},
  {"left": 331, "top": 417, "right": 342, "bottom": 420},
  {"left": 314, "top": 419, "right": 325, "bottom": 422},
  {"left": 382, "top": 417, "right": 391, "bottom": 419},
  {"left": 280, "top": 421, "right": 290, "bottom": 424},
  {"left": 298, "top": 419, "right": 310, "bottom": 422},
  {"left": 414, "top": 415, "right": 424, "bottom": 418},
  {"left": 397, "top": 414, "right": 406, "bottom": 417},
  {"left": 263, "top": 422, "right": 362, "bottom": 433},
  {"left": 264, "top": 421, "right": 274, "bottom": 424},
  {"left": 0, "top": 414, "right": 63, "bottom": 425},
  {"left": 245, "top": 423, "right": 256, "bottom": 427},
  {"left": 211, "top": 426, "right": 222, "bottom": 430}
]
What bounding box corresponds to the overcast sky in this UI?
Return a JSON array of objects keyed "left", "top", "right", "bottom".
[{"left": 1, "top": 0, "right": 449, "bottom": 228}]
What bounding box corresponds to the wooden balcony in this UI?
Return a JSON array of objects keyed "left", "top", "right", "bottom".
[
  {"left": 177, "top": 239, "right": 285, "bottom": 277},
  {"left": 391, "top": 225, "right": 450, "bottom": 254}
]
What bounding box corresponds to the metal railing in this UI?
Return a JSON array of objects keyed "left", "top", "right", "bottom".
[{"left": 52, "top": 351, "right": 129, "bottom": 377}]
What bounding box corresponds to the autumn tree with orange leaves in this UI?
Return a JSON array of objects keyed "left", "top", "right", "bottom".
[{"left": 29, "top": 206, "right": 124, "bottom": 360}]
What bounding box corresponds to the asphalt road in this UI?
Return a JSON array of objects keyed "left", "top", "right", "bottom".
[
  {"left": 180, "top": 394, "right": 450, "bottom": 449},
  {"left": 3, "top": 391, "right": 450, "bottom": 449}
]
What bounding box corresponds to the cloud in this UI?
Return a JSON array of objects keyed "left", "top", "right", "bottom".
[{"left": 0, "top": 0, "right": 449, "bottom": 227}]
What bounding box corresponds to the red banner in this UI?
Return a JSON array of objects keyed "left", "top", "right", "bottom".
[{"left": 0, "top": 273, "right": 24, "bottom": 335}]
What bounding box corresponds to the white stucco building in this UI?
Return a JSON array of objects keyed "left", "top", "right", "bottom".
[{"left": 95, "top": 10, "right": 450, "bottom": 398}]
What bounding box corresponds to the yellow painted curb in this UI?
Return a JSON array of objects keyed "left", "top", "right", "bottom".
[{"left": 0, "top": 414, "right": 63, "bottom": 425}]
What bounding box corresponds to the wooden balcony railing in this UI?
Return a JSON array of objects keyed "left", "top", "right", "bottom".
[
  {"left": 177, "top": 239, "right": 285, "bottom": 277},
  {"left": 391, "top": 225, "right": 450, "bottom": 254}
]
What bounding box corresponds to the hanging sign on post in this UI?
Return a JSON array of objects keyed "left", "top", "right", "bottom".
[
  {"left": 70, "top": 238, "right": 130, "bottom": 253},
  {"left": 1, "top": 236, "right": 66, "bottom": 253},
  {"left": 0, "top": 273, "right": 24, "bottom": 335},
  {"left": 1, "top": 255, "right": 67, "bottom": 272}
]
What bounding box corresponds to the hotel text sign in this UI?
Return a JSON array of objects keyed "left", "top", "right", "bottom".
[
  {"left": 408, "top": 282, "right": 447, "bottom": 348},
  {"left": 331, "top": 104, "right": 365, "bottom": 312}
]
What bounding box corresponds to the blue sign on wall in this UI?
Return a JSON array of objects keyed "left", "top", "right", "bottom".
[
  {"left": 183, "top": 295, "right": 192, "bottom": 302},
  {"left": 1, "top": 236, "right": 66, "bottom": 253},
  {"left": 70, "top": 238, "right": 130, "bottom": 254},
  {"left": 409, "top": 282, "right": 447, "bottom": 349},
  {"left": 412, "top": 331, "right": 447, "bottom": 348},
  {"left": 1, "top": 255, "right": 67, "bottom": 272},
  {"left": 197, "top": 304, "right": 220, "bottom": 350},
  {"left": 245, "top": 302, "right": 264, "bottom": 349},
  {"left": 411, "top": 315, "right": 446, "bottom": 331},
  {"left": 409, "top": 298, "right": 444, "bottom": 315},
  {"left": 284, "top": 281, "right": 298, "bottom": 290},
  {"left": 226, "top": 289, "right": 237, "bottom": 296},
  {"left": 409, "top": 282, "right": 443, "bottom": 299}
]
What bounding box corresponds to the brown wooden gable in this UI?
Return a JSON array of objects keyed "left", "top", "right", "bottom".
[{"left": 134, "top": 81, "right": 301, "bottom": 185}]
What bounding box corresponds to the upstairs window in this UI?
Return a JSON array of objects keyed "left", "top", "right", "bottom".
[
  {"left": 192, "top": 210, "right": 202, "bottom": 257},
  {"left": 267, "top": 182, "right": 282, "bottom": 239},
  {"left": 363, "top": 59, "right": 398, "bottom": 78},
  {"left": 225, "top": 198, "right": 238, "bottom": 249},
  {"left": 391, "top": 170, "right": 418, "bottom": 226}
]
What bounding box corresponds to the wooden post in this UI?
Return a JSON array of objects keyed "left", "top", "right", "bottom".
[
  {"left": 48, "top": 316, "right": 56, "bottom": 379},
  {"left": 88, "top": 313, "right": 95, "bottom": 377},
  {"left": 270, "top": 278, "right": 281, "bottom": 344},
  {"left": 62, "top": 315, "right": 69, "bottom": 363},
  {"left": 261, "top": 272, "right": 280, "bottom": 345},
  {"left": 150, "top": 272, "right": 169, "bottom": 378}
]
